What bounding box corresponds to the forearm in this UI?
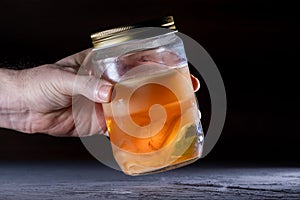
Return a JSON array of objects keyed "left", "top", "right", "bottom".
[{"left": 0, "top": 68, "right": 29, "bottom": 131}]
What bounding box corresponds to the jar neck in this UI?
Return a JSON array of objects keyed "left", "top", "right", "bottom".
[{"left": 92, "top": 27, "right": 177, "bottom": 49}]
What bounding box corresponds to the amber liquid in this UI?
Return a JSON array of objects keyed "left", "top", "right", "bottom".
[{"left": 103, "top": 66, "right": 203, "bottom": 175}]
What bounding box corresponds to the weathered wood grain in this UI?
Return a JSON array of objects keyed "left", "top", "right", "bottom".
[{"left": 0, "top": 161, "right": 299, "bottom": 199}]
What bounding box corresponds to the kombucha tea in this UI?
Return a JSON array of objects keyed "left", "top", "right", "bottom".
[{"left": 102, "top": 66, "right": 203, "bottom": 175}]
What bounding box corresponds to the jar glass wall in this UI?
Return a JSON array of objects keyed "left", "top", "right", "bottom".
[{"left": 80, "top": 25, "right": 204, "bottom": 175}]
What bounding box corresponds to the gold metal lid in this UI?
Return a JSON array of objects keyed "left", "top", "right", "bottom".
[{"left": 91, "top": 16, "right": 176, "bottom": 48}]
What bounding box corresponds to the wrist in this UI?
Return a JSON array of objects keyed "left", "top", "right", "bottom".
[{"left": 0, "top": 68, "right": 29, "bottom": 132}]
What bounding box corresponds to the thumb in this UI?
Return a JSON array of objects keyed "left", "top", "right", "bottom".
[{"left": 64, "top": 72, "right": 113, "bottom": 103}]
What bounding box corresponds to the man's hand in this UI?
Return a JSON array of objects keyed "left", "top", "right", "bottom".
[
  {"left": 0, "top": 48, "right": 199, "bottom": 137},
  {"left": 0, "top": 49, "right": 113, "bottom": 137}
]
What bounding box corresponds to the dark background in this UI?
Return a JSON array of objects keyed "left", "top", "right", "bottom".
[{"left": 0, "top": 0, "right": 299, "bottom": 163}]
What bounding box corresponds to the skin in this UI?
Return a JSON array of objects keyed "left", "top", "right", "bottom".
[{"left": 0, "top": 49, "right": 199, "bottom": 137}]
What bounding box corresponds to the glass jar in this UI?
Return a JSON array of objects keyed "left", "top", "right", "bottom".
[{"left": 81, "top": 16, "right": 204, "bottom": 175}]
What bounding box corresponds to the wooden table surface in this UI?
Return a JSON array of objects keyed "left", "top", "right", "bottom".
[{"left": 0, "top": 161, "right": 299, "bottom": 199}]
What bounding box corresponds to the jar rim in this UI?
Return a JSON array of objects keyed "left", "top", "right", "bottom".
[{"left": 91, "top": 16, "right": 176, "bottom": 48}]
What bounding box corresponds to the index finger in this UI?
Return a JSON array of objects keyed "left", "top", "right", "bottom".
[
  {"left": 56, "top": 48, "right": 92, "bottom": 69},
  {"left": 119, "top": 48, "right": 183, "bottom": 68}
]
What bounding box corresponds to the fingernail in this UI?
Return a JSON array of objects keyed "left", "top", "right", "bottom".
[
  {"left": 98, "top": 84, "right": 113, "bottom": 102},
  {"left": 191, "top": 74, "right": 200, "bottom": 92}
]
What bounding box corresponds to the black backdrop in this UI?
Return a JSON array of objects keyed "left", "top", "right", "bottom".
[{"left": 0, "top": 0, "right": 299, "bottom": 162}]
